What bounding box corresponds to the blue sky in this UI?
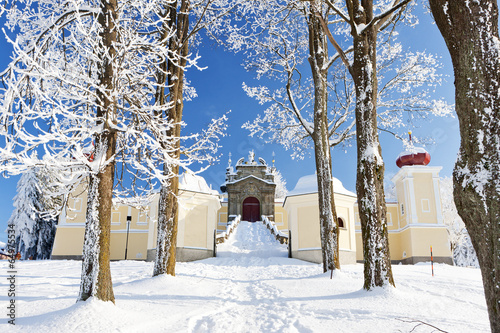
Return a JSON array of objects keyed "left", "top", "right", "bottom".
[{"left": 0, "top": 6, "right": 461, "bottom": 243}]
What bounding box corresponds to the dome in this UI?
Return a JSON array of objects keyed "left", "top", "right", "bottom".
[
  {"left": 179, "top": 173, "right": 218, "bottom": 195},
  {"left": 396, "top": 147, "right": 431, "bottom": 168},
  {"left": 289, "top": 174, "right": 355, "bottom": 197}
]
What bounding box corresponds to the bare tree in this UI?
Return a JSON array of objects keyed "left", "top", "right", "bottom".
[
  {"left": 315, "top": 0, "right": 422, "bottom": 289},
  {"left": 0, "top": 0, "right": 199, "bottom": 302},
  {"left": 231, "top": 0, "right": 448, "bottom": 277},
  {"left": 428, "top": 1, "right": 500, "bottom": 331},
  {"left": 152, "top": 0, "right": 191, "bottom": 278},
  {"left": 223, "top": 0, "right": 355, "bottom": 272},
  {"left": 152, "top": 0, "right": 232, "bottom": 277}
]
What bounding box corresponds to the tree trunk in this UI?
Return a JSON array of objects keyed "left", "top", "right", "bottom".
[
  {"left": 153, "top": 0, "right": 189, "bottom": 277},
  {"left": 308, "top": 5, "right": 340, "bottom": 272},
  {"left": 429, "top": 1, "right": 500, "bottom": 331},
  {"left": 78, "top": 0, "right": 118, "bottom": 303},
  {"left": 351, "top": 0, "right": 394, "bottom": 290},
  {"left": 153, "top": 180, "right": 178, "bottom": 276}
]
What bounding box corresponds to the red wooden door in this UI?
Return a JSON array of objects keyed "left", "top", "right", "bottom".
[{"left": 242, "top": 197, "right": 260, "bottom": 222}]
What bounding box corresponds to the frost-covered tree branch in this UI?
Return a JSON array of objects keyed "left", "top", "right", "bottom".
[{"left": 0, "top": 0, "right": 229, "bottom": 302}]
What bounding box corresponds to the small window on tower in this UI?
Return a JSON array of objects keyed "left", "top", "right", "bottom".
[
  {"left": 338, "top": 218, "right": 346, "bottom": 229},
  {"left": 421, "top": 199, "right": 430, "bottom": 213},
  {"left": 72, "top": 198, "right": 82, "bottom": 212}
]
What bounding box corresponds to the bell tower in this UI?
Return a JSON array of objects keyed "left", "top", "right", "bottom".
[{"left": 390, "top": 143, "right": 451, "bottom": 264}]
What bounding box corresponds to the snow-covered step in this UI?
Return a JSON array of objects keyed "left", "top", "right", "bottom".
[{"left": 216, "top": 221, "right": 288, "bottom": 259}]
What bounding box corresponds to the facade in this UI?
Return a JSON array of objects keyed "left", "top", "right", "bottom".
[
  {"left": 353, "top": 165, "right": 451, "bottom": 264},
  {"left": 52, "top": 173, "right": 220, "bottom": 262},
  {"left": 51, "top": 150, "right": 452, "bottom": 265},
  {"left": 378, "top": 165, "right": 450, "bottom": 264},
  {"left": 283, "top": 175, "right": 358, "bottom": 264},
  {"left": 221, "top": 151, "right": 276, "bottom": 222}
]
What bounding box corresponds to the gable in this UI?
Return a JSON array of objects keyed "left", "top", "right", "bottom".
[{"left": 227, "top": 175, "right": 275, "bottom": 187}]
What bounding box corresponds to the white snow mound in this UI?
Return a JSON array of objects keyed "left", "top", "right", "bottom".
[
  {"left": 179, "top": 172, "right": 218, "bottom": 195},
  {"left": 288, "top": 173, "right": 356, "bottom": 196}
]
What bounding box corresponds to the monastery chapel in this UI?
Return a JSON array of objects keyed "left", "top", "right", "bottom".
[{"left": 51, "top": 149, "right": 452, "bottom": 265}]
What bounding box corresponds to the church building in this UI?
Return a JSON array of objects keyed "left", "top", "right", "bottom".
[
  {"left": 51, "top": 149, "right": 452, "bottom": 265},
  {"left": 221, "top": 151, "right": 276, "bottom": 223}
]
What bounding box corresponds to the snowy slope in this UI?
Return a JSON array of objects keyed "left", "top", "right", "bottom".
[
  {"left": 0, "top": 221, "right": 490, "bottom": 332},
  {"left": 216, "top": 220, "right": 288, "bottom": 259}
]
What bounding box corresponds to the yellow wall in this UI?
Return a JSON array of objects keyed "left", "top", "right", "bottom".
[
  {"left": 413, "top": 173, "right": 438, "bottom": 224},
  {"left": 65, "top": 183, "right": 88, "bottom": 223},
  {"left": 54, "top": 181, "right": 153, "bottom": 260},
  {"left": 335, "top": 197, "right": 356, "bottom": 251},
  {"left": 274, "top": 203, "right": 288, "bottom": 231},
  {"left": 285, "top": 192, "right": 357, "bottom": 254},
  {"left": 110, "top": 232, "right": 149, "bottom": 260},
  {"left": 176, "top": 190, "right": 220, "bottom": 252},
  {"left": 356, "top": 227, "right": 450, "bottom": 262},
  {"left": 406, "top": 227, "right": 450, "bottom": 258},
  {"left": 386, "top": 204, "right": 399, "bottom": 231},
  {"left": 353, "top": 165, "right": 451, "bottom": 263},
  {"left": 52, "top": 183, "right": 87, "bottom": 257},
  {"left": 52, "top": 227, "right": 85, "bottom": 256},
  {"left": 388, "top": 232, "right": 403, "bottom": 261},
  {"left": 297, "top": 205, "right": 321, "bottom": 249},
  {"left": 217, "top": 202, "right": 228, "bottom": 231},
  {"left": 396, "top": 180, "right": 407, "bottom": 228},
  {"left": 355, "top": 234, "right": 362, "bottom": 261},
  {"left": 53, "top": 167, "right": 451, "bottom": 264},
  {"left": 182, "top": 205, "right": 209, "bottom": 248}
]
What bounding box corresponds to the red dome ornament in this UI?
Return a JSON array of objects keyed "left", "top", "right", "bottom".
[
  {"left": 396, "top": 148, "right": 431, "bottom": 168},
  {"left": 396, "top": 131, "right": 431, "bottom": 168}
]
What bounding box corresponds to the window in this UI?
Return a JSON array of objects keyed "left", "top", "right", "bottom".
[
  {"left": 421, "top": 199, "right": 430, "bottom": 213},
  {"left": 72, "top": 198, "right": 82, "bottom": 212},
  {"left": 338, "top": 217, "right": 346, "bottom": 229},
  {"left": 111, "top": 211, "right": 121, "bottom": 225},
  {"left": 137, "top": 211, "right": 148, "bottom": 225}
]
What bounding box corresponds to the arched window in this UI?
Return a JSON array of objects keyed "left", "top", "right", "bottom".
[{"left": 338, "top": 217, "right": 346, "bottom": 229}]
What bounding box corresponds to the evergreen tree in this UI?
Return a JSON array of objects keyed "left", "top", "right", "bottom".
[
  {"left": 35, "top": 164, "right": 65, "bottom": 260},
  {"left": 35, "top": 217, "right": 57, "bottom": 260},
  {"left": 8, "top": 165, "right": 61, "bottom": 260},
  {"left": 8, "top": 168, "right": 43, "bottom": 260}
]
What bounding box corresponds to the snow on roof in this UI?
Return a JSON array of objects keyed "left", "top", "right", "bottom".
[
  {"left": 288, "top": 173, "right": 356, "bottom": 197},
  {"left": 179, "top": 173, "right": 219, "bottom": 195},
  {"left": 0, "top": 241, "right": 6, "bottom": 249},
  {"left": 225, "top": 174, "right": 275, "bottom": 185},
  {"left": 397, "top": 146, "right": 428, "bottom": 158}
]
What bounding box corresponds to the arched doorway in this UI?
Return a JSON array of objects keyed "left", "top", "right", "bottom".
[{"left": 242, "top": 197, "right": 260, "bottom": 222}]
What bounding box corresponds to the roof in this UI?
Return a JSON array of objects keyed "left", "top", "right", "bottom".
[
  {"left": 179, "top": 173, "right": 219, "bottom": 195},
  {"left": 288, "top": 174, "right": 356, "bottom": 197},
  {"left": 225, "top": 174, "right": 275, "bottom": 186}
]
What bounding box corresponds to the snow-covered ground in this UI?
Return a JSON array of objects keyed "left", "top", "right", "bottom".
[{"left": 1, "top": 221, "right": 490, "bottom": 332}]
